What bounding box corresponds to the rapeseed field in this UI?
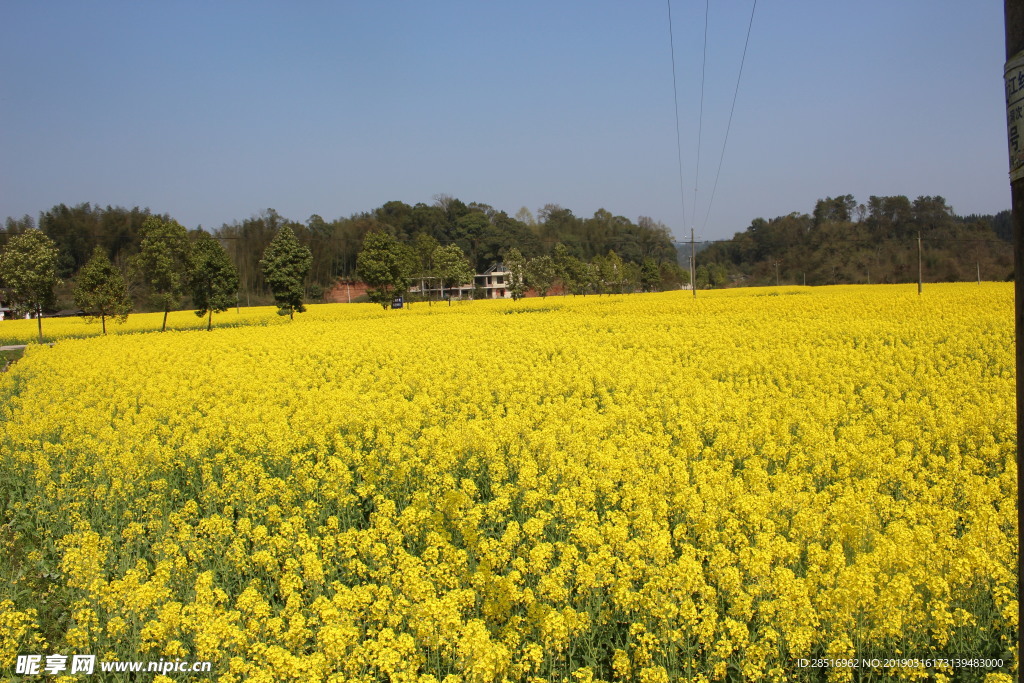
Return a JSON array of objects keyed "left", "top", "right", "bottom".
[{"left": 0, "top": 284, "right": 1016, "bottom": 682}]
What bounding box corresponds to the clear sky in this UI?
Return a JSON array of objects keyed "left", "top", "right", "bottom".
[{"left": 0, "top": 1, "right": 1009, "bottom": 242}]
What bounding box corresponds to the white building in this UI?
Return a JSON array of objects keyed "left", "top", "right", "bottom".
[
  {"left": 409, "top": 276, "right": 474, "bottom": 301},
  {"left": 474, "top": 263, "right": 511, "bottom": 299},
  {"left": 408, "top": 263, "right": 513, "bottom": 301}
]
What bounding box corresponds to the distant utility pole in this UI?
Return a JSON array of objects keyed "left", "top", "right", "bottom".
[
  {"left": 690, "top": 228, "right": 696, "bottom": 298},
  {"left": 1002, "top": 0, "right": 1024, "bottom": 667},
  {"left": 774, "top": 260, "right": 780, "bottom": 287}
]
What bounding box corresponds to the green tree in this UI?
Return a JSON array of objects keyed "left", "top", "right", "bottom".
[
  {"left": 553, "top": 243, "right": 590, "bottom": 295},
  {"left": 260, "top": 225, "right": 313, "bottom": 319},
  {"left": 2, "top": 215, "right": 35, "bottom": 249},
  {"left": 660, "top": 261, "right": 687, "bottom": 290},
  {"left": 623, "top": 261, "right": 641, "bottom": 293},
  {"left": 39, "top": 203, "right": 152, "bottom": 277},
  {"left": 596, "top": 251, "right": 626, "bottom": 294},
  {"left": 0, "top": 229, "right": 61, "bottom": 343},
  {"left": 695, "top": 264, "right": 710, "bottom": 289},
  {"left": 568, "top": 257, "right": 592, "bottom": 295},
  {"left": 709, "top": 263, "right": 729, "bottom": 288},
  {"left": 357, "top": 231, "right": 416, "bottom": 309},
  {"left": 813, "top": 194, "right": 856, "bottom": 226},
  {"left": 73, "top": 245, "right": 131, "bottom": 334},
  {"left": 190, "top": 233, "right": 239, "bottom": 331},
  {"left": 215, "top": 208, "right": 289, "bottom": 304},
  {"left": 454, "top": 211, "right": 490, "bottom": 271},
  {"left": 526, "top": 255, "right": 556, "bottom": 297},
  {"left": 136, "top": 216, "right": 191, "bottom": 332},
  {"left": 433, "top": 243, "right": 474, "bottom": 306},
  {"left": 504, "top": 248, "right": 527, "bottom": 301},
  {"left": 640, "top": 259, "right": 661, "bottom": 292},
  {"left": 552, "top": 243, "right": 574, "bottom": 295},
  {"left": 412, "top": 232, "right": 440, "bottom": 302}
]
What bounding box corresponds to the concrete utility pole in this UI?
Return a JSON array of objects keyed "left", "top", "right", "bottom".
[{"left": 1003, "top": 0, "right": 1024, "bottom": 666}]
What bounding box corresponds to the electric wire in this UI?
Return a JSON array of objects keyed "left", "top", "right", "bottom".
[
  {"left": 701, "top": 0, "right": 757, "bottom": 233},
  {"left": 666, "top": 0, "right": 687, "bottom": 238},
  {"left": 692, "top": 0, "right": 709, "bottom": 231}
]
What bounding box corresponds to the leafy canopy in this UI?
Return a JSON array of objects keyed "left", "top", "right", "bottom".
[
  {"left": 135, "top": 216, "right": 191, "bottom": 330},
  {"left": 0, "top": 229, "right": 61, "bottom": 342},
  {"left": 73, "top": 245, "right": 131, "bottom": 333},
  {"left": 190, "top": 232, "right": 239, "bottom": 330},
  {"left": 0, "top": 229, "right": 61, "bottom": 314},
  {"left": 432, "top": 243, "right": 474, "bottom": 300},
  {"left": 504, "top": 248, "right": 527, "bottom": 301},
  {"left": 136, "top": 216, "right": 190, "bottom": 309},
  {"left": 260, "top": 225, "right": 313, "bottom": 318},
  {"left": 356, "top": 231, "right": 416, "bottom": 309},
  {"left": 526, "top": 255, "right": 556, "bottom": 297}
]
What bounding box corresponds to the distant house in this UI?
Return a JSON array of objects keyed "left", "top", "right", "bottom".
[
  {"left": 475, "top": 263, "right": 511, "bottom": 299},
  {"left": 410, "top": 263, "right": 511, "bottom": 301},
  {"left": 446, "top": 283, "right": 475, "bottom": 300},
  {"left": 329, "top": 262, "right": 515, "bottom": 303},
  {"left": 409, "top": 277, "right": 473, "bottom": 301}
]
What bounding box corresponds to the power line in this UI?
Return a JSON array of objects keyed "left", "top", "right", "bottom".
[
  {"left": 701, "top": 0, "right": 758, "bottom": 233},
  {"left": 666, "top": 0, "right": 688, "bottom": 238},
  {"left": 692, "top": 0, "right": 709, "bottom": 231}
]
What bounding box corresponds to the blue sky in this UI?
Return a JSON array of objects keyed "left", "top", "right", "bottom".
[{"left": 0, "top": 1, "right": 1008, "bottom": 242}]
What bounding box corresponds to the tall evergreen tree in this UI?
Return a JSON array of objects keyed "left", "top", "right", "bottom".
[
  {"left": 190, "top": 233, "right": 239, "bottom": 331},
  {"left": 260, "top": 225, "right": 313, "bottom": 319},
  {"left": 504, "top": 248, "right": 527, "bottom": 301},
  {"left": 136, "top": 216, "right": 191, "bottom": 331},
  {"left": 73, "top": 245, "right": 131, "bottom": 334}
]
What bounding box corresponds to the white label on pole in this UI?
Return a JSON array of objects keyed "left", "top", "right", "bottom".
[{"left": 1005, "top": 51, "right": 1024, "bottom": 182}]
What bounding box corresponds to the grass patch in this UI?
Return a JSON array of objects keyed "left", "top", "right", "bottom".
[{"left": 0, "top": 348, "right": 25, "bottom": 370}]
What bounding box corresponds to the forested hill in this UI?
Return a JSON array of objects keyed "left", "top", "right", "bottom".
[
  {"left": 2, "top": 198, "right": 677, "bottom": 304},
  {"left": 693, "top": 195, "right": 1012, "bottom": 287}
]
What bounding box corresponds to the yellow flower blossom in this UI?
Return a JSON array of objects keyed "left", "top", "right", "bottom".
[{"left": 0, "top": 284, "right": 1015, "bottom": 679}]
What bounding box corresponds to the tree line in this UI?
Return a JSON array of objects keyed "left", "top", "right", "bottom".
[
  {"left": 354, "top": 232, "right": 687, "bottom": 309},
  {"left": 0, "top": 219, "right": 314, "bottom": 340},
  {"left": 6, "top": 192, "right": 999, "bottom": 328},
  {"left": 0, "top": 219, "right": 683, "bottom": 343},
  {"left": 693, "top": 195, "right": 1012, "bottom": 287},
  {"left": 2, "top": 197, "right": 683, "bottom": 309}
]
